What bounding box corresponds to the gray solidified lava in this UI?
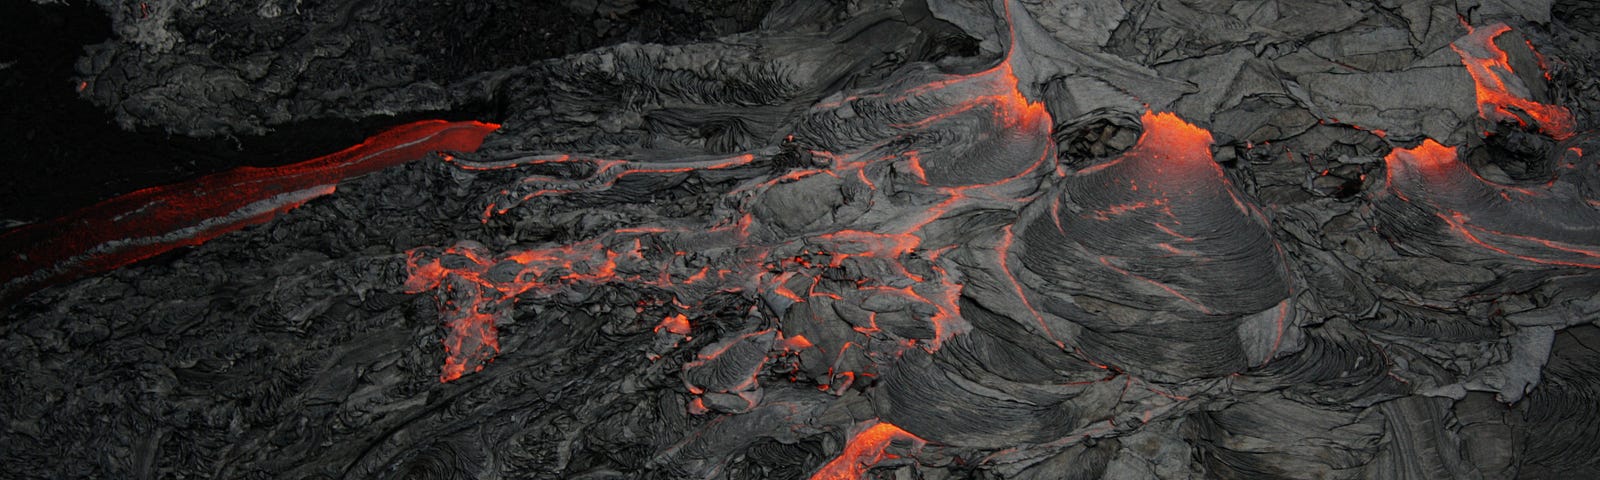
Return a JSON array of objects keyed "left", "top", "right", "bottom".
[{"left": 5, "top": 0, "right": 1600, "bottom": 478}]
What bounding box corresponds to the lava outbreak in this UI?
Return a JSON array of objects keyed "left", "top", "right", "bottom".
[
  {"left": 1450, "top": 23, "right": 1576, "bottom": 139},
  {"left": 809, "top": 422, "right": 925, "bottom": 480}
]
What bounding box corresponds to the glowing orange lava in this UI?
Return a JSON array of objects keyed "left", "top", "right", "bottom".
[
  {"left": 0, "top": 120, "right": 500, "bottom": 305},
  {"left": 1133, "top": 110, "right": 1217, "bottom": 163},
  {"left": 1450, "top": 23, "right": 1574, "bottom": 139},
  {"left": 809, "top": 421, "right": 926, "bottom": 480},
  {"left": 406, "top": 234, "right": 678, "bottom": 382},
  {"left": 1076, "top": 110, "right": 1217, "bottom": 178},
  {"left": 1386, "top": 138, "right": 1459, "bottom": 173},
  {"left": 656, "top": 313, "right": 692, "bottom": 335}
]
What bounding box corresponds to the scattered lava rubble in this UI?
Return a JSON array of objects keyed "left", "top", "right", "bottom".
[{"left": 5, "top": 0, "right": 1600, "bottom": 478}]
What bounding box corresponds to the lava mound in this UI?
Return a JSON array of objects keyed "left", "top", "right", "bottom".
[{"left": 1011, "top": 111, "right": 1294, "bottom": 379}]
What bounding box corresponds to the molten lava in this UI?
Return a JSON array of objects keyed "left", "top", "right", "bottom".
[
  {"left": 1077, "top": 111, "right": 1217, "bottom": 176},
  {"left": 655, "top": 313, "right": 692, "bottom": 335},
  {"left": 1450, "top": 23, "right": 1575, "bottom": 139},
  {"left": 809, "top": 421, "right": 926, "bottom": 480},
  {"left": 0, "top": 120, "right": 499, "bottom": 304}
]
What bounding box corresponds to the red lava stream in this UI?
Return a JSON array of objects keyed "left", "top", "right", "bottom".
[{"left": 0, "top": 120, "right": 500, "bottom": 305}]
